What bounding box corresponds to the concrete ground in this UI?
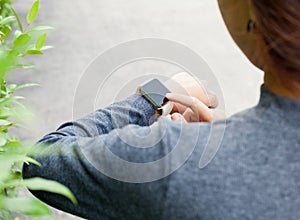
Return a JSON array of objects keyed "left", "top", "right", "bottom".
[{"left": 12, "top": 0, "right": 263, "bottom": 219}]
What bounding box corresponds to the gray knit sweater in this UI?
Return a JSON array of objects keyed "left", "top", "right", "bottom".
[{"left": 23, "top": 86, "right": 300, "bottom": 220}]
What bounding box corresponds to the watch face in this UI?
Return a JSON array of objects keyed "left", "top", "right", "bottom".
[{"left": 139, "top": 79, "right": 170, "bottom": 109}]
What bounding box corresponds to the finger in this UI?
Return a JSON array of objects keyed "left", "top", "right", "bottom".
[
  {"left": 166, "top": 72, "right": 219, "bottom": 108},
  {"left": 182, "top": 108, "right": 194, "bottom": 122},
  {"left": 171, "top": 102, "right": 188, "bottom": 114},
  {"left": 211, "top": 109, "right": 227, "bottom": 121},
  {"left": 171, "top": 113, "right": 187, "bottom": 123},
  {"left": 183, "top": 108, "right": 226, "bottom": 122},
  {"left": 206, "top": 90, "right": 218, "bottom": 108},
  {"left": 183, "top": 106, "right": 213, "bottom": 122},
  {"left": 166, "top": 93, "right": 213, "bottom": 122},
  {"left": 171, "top": 94, "right": 217, "bottom": 114},
  {"left": 199, "top": 81, "right": 218, "bottom": 108},
  {"left": 166, "top": 93, "right": 198, "bottom": 109}
]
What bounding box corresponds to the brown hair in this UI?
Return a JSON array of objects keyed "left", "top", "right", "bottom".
[{"left": 251, "top": 0, "right": 300, "bottom": 81}]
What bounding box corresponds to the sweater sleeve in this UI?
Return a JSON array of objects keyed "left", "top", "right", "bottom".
[
  {"left": 22, "top": 94, "right": 198, "bottom": 219},
  {"left": 43, "top": 94, "right": 156, "bottom": 140}
]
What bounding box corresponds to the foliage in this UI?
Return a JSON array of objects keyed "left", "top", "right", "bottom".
[{"left": 0, "top": 1, "right": 76, "bottom": 219}]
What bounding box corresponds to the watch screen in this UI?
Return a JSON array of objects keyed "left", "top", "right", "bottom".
[{"left": 140, "top": 79, "right": 170, "bottom": 108}]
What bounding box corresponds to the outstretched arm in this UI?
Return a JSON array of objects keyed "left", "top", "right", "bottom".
[{"left": 23, "top": 75, "right": 215, "bottom": 219}]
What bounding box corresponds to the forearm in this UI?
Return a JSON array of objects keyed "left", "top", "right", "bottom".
[{"left": 39, "top": 94, "right": 155, "bottom": 144}]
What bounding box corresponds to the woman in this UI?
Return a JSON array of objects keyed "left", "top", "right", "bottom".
[{"left": 24, "top": 0, "right": 300, "bottom": 219}]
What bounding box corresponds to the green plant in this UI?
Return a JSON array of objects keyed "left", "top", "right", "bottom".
[{"left": 0, "top": 1, "right": 77, "bottom": 219}]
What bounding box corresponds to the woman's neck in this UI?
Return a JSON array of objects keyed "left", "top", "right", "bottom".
[{"left": 264, "top": 71, "right": 300, "bottom": 101}]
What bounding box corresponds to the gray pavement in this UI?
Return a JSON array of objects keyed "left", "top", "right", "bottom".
[{"left": 12, "top": 0, "right": 263, "bottom": 219}]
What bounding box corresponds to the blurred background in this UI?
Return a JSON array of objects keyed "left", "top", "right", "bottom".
[{"left": 13, "top": 0, "right": 263, "bottom": 219}]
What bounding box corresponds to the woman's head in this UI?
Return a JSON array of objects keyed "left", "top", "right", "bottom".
[{"left": 218, "top": 0, "right": 300, "bottom": 83}]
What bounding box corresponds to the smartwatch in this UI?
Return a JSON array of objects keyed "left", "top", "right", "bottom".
[{"left": 137, "top": 79, "right": 174, "bottom": 116}]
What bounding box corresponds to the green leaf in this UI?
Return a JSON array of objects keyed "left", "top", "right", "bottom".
[
  {"left": 0, "top": 154, "right": 41, "bottom": 168},
  {"left": 0, "top": 16, "right": 15, "bottom": 26},
  {"left": 12, "top": 83, "right": 39, "bottom": 92},
  {"left": 1, "top": 25, "right": 11, "bottom": 39},
  {"left": 0, "top": 96, "right": 24, "bottom": 107},
  {"left": 0, "top": 197, "right": 50, "bottom": 216},
  {"left": 0, "top": 119, "right": 11, "bottom": 126},
  {"left": 13, "top": 30, "right": 22, "bottom": 40},
  {"left": 0, "top": 133, "right": 8, "bottom": 147},
  {"left": 5, "top": 178, "right": 77, "bottom": 204},
  {"left": 0, "top": 155, "right": 15, "bottom": 180},
  {"left": 26, "top": 50, "right": 43, "bottom": 55},
  {"left": 6, "top": 83, "right": 17, "bottom": 92},
  {"left": 27, "top": 0, "right": 40, "bottom": 24},
  {"left": 35, "top": 33, "right": 47, "bottom": 50},
  {"left": 6, "top": 83, "right": 38, "bottom": 93},
  {"left": 40, "top": 45, "right": 53, "bottom": 51},
  {"left": 0, "top": 107, "right": 12, "bottom": 119},
  {"left": 4, "top": 140, "right": 23, "bottom": 148},
  {"left": 13, "top": 34, "right": 31, "bottom": 50},
  {"left": 15, "top": 63, "right": 35, "bottom": 69},
  {"left": 0, "top": 139, "right": 7, "bottom": 147},
  {"left": 0, "top": 121, "right": 16, "bottom": 132},
  {"left": 10, "top": 6, "right": 23, "bottom": 32},
  {"left": 26, "top": 25, "right": 54, "bottom": 33}
]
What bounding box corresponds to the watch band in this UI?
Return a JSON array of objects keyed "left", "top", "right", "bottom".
[{"left": 158, "top": 100, "right": 174, "bottom": 116}]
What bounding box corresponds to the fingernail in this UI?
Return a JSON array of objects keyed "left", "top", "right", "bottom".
[
  {"left": 171, "top": 113, "right": 178, "bottom": 120},
  {"left": 171, "top": 113, "right": 182, "bottom": 121}
]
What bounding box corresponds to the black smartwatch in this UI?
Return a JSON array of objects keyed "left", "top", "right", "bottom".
[{"left": 137, "top": 79, "right": 174, "bottom": 116}]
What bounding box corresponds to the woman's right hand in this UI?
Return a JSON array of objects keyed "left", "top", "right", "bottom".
[
  {"left": 166, "top": 93, "right": 226, "bottom": 123},
  {"left": 165, "top": 72, "right": 218, "bottom": 114},
  {"left": 164, "top": 72, "right": 225, "bottom": 123}
]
